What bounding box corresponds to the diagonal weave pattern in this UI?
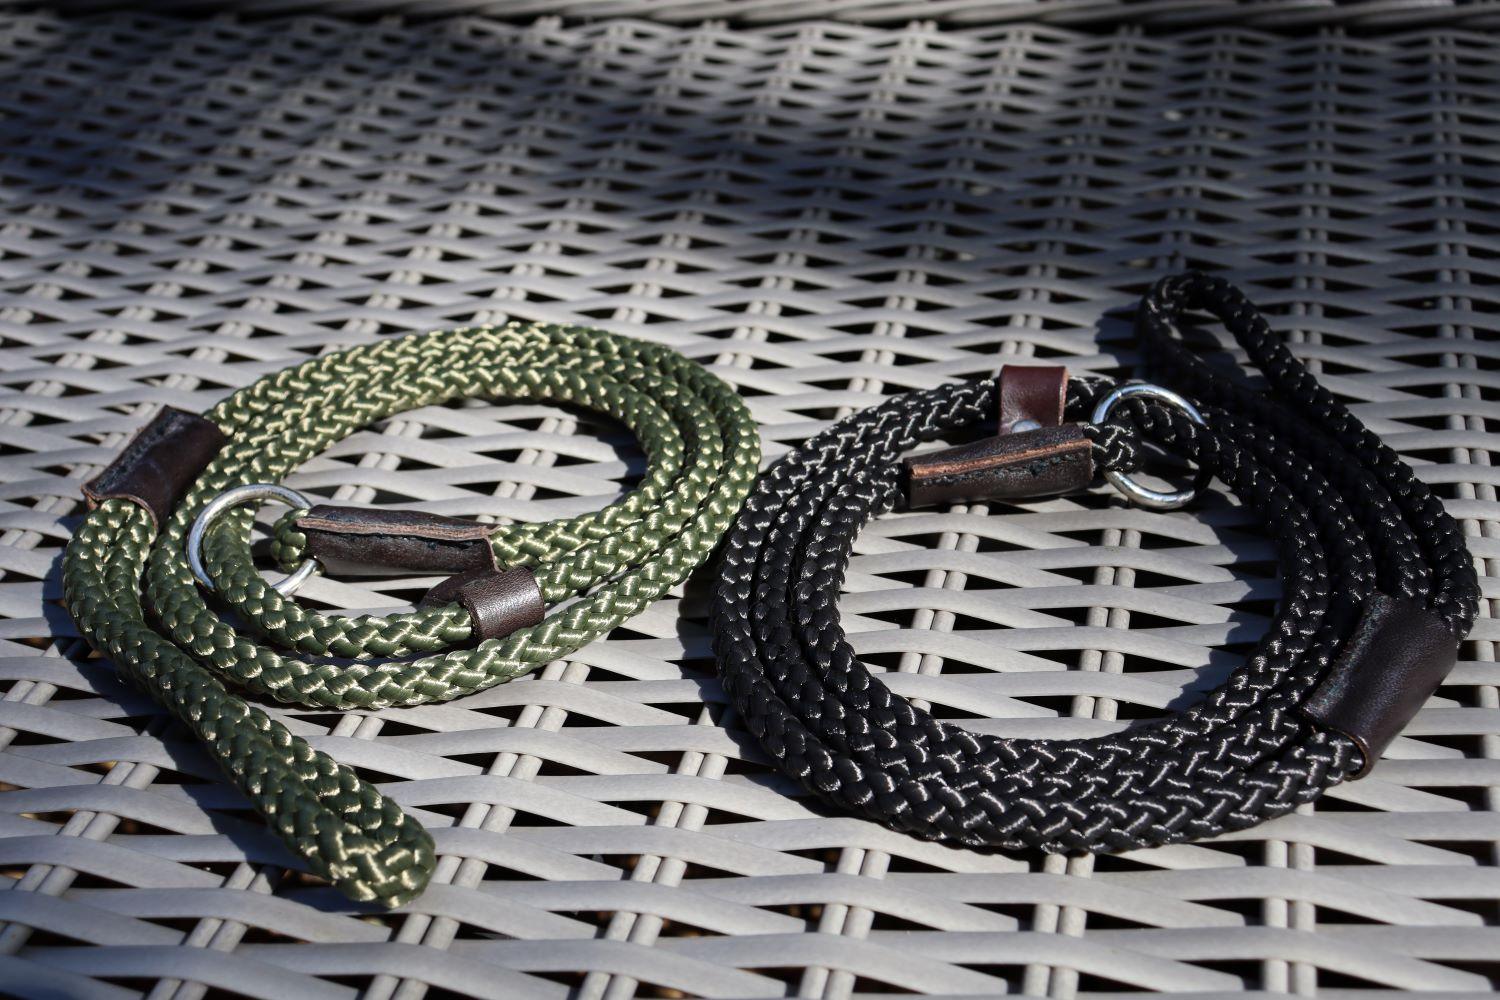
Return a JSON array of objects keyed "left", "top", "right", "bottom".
[
  {"left": 0, "top": 9, "right": 1497, "bottom": 999},
  {"left": 29, "top": 0, "right": 1500, "bottom": 30}
]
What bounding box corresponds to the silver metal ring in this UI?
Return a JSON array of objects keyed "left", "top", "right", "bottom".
[
  {"left": 187, "top": 483, "right": 320, "bottom": 596},
  {"left": 1091, "top": 383, "right": 1208, "bottom": 511}
]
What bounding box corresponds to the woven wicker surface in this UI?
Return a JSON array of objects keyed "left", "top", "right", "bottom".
[
  {"left": 23, "top": 0, "right": 1500, "bottom": 28},
  {"left": 1, "top": 9, "right": 1498, "bottom": 999}
]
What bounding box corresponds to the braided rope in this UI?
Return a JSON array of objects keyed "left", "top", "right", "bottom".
[
  {"left": 710, "top": 273, "right": 1478, "bottom": 853},
  {"left": 64, "top": 323, "right": 760, "bottom": 906}
]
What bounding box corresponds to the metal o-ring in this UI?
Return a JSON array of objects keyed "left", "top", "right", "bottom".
[
  {"left": 1090, "top": 383, "right": 1208, "bottom": 511},
  {"left": 187, "top": 483, "right": 320, "bottom": 596}
]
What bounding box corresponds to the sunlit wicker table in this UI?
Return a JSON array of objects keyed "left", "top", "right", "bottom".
[{"left": 1, "top": 4, "right": 1497, "bottom": 997}]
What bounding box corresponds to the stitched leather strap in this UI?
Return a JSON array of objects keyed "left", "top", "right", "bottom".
[
  {"left": 904, "top": 364, "right": 1087, "bottom": 507},
  {"left": 905, "top": 424, "right": 1092, "bottom": 506},
  {"left": 295, "top": 504, "right": 497, "bottom": 575}
]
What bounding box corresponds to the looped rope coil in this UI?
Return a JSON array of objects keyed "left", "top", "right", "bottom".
[
  {"left": 711, "top": 272, "right": 1478, "bottom": 854},
  {"left": 65, "top": 323, "right": 760, "bottom": 906}
]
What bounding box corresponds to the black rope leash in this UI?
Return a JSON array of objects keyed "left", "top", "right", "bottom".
[{"left": 710, "top": 272, "right": 1479, "bottom": 853}]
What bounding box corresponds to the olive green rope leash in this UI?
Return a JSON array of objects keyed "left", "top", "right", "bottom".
[{"left": 63, "top": 323, "right": 761, "bottom": 907}]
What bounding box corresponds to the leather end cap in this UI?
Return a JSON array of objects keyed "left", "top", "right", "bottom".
[
  {"left": 1302, "top": 594, "right": 1460, "bottom": 779},
  {"left": 905, "top": 424, "right": 1093, "bottom": 508},
  {"left": 422, "top": 566, "right": 545, "bottom": 643},
  {"left": 82, "top": 406, "right": 227, "bottom": 530}
]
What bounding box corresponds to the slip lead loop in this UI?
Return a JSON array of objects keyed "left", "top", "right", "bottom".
[
  {"left": 64, "top": 321, "right": 762, "bottom": 909},
  {"left": 710, "top": 271, "right": 1481, "bottom": 863}
]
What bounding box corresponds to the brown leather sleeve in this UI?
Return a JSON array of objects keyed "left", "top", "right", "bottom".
[
  {"left": 998, "top": 365, "right": 1067, "bottom": 434},
  {"left": 906, "top": 424, "right": 1093, "bottom": 507},
  {"left": 422, "top": 566, "right": 545, "bottom": 642},
  {"left": 82, "top": 406, "right": 227, "bottom": 530},
  {"left": 294, "top": 504, "right": 498, "bottom": 576},
  {"left": 1301, "top": 593, "right": 1461, "bottom": 778}
]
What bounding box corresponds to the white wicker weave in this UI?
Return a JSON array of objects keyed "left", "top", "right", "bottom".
[{"left": 0, "top": 8, "right": 1497, "bottom": 999}]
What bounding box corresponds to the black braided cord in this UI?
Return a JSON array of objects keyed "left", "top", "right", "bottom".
[{"left": 710, "top": 272, "right": 1480, "bottom": 853}]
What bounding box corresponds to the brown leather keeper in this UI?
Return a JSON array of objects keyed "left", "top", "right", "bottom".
[
  {"left": 422, "top": 566, "right": 545, "bottom": 642},
  {"left": 1301, "top": 593, "right": 1460, "bottom": 778},
  {"left": 998, "top": 364, "right": 1067, "bottom": 434},
  {"left": 906, "top": 424, "right": 1093, "bottom": 507},
  {"left": 82, "top": 406, "right": 226, "bottom": 530},
  {"left": 295, "top": 504, "right": 498, "bottom": 576}
]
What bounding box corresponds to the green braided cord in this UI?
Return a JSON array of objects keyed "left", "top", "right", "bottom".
[{"left": 63, "top": 323, "right": 761, "bottom": 907}]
